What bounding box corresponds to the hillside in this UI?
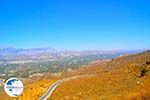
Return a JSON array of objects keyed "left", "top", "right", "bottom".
[{"left": 49, "top": 51, "right": 150, "bottom": 100}]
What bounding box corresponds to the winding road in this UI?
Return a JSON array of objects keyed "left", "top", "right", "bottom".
[{"left": 38, "top": 75, "right": 93, "bottom": 100}]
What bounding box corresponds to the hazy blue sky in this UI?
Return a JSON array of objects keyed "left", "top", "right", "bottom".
[{"left": 0, "top": 0, "right": 149, "bottom": 50}]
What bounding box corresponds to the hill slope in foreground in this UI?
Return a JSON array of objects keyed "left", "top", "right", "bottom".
[{"left": 0, "top": 51, "right": 150, "bottom": 100}]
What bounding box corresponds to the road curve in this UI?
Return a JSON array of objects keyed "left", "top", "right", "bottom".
[
  {"left": 38, "top": 80, "right": 63, "bottom": 100},
  {"left": 38, "top": 75, "right": 93, "bottom": 100}
]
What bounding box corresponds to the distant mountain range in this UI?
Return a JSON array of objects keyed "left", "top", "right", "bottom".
[{"left": 0, "top": 47, "right": 144, "bottom": 62}]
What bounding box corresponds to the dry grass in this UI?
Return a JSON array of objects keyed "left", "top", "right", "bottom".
[
  {"left": 0, "top": 78, "right": 56, "bottom": 100},
  {"left": 49, "top": 51, "right": 150, "bottom": 100}
]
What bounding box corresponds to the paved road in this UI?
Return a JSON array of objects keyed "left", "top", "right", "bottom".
[
  {"left": 38, "top": 80, "right": 63, "bottom": 100},
  {"left": 38, "top": 75, "right": 93, "bottom": 100}
]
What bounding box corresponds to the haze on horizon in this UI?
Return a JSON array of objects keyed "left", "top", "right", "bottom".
[{"left": 0, "top": 0, "right": 150, "bottom": 50}]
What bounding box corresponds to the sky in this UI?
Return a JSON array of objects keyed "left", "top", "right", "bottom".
[{"left": 0, "top": 0, "right": 150, "bottom": 50}]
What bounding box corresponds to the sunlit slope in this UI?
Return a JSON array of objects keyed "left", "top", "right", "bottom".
[
  {"left": 0, "top": 79, "right": 56, "bottom": 100},
  {"left": 50, "top": 51, "right": 150, "bottom": 100}
]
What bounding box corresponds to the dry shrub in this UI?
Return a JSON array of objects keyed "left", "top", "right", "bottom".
[{"left": 127, "top": 82, "right": 150, "bottom": 100}]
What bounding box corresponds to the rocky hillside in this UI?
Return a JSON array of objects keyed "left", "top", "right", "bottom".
[{"left": 49, "top": 51, "right": 150, "bottom": 100}]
